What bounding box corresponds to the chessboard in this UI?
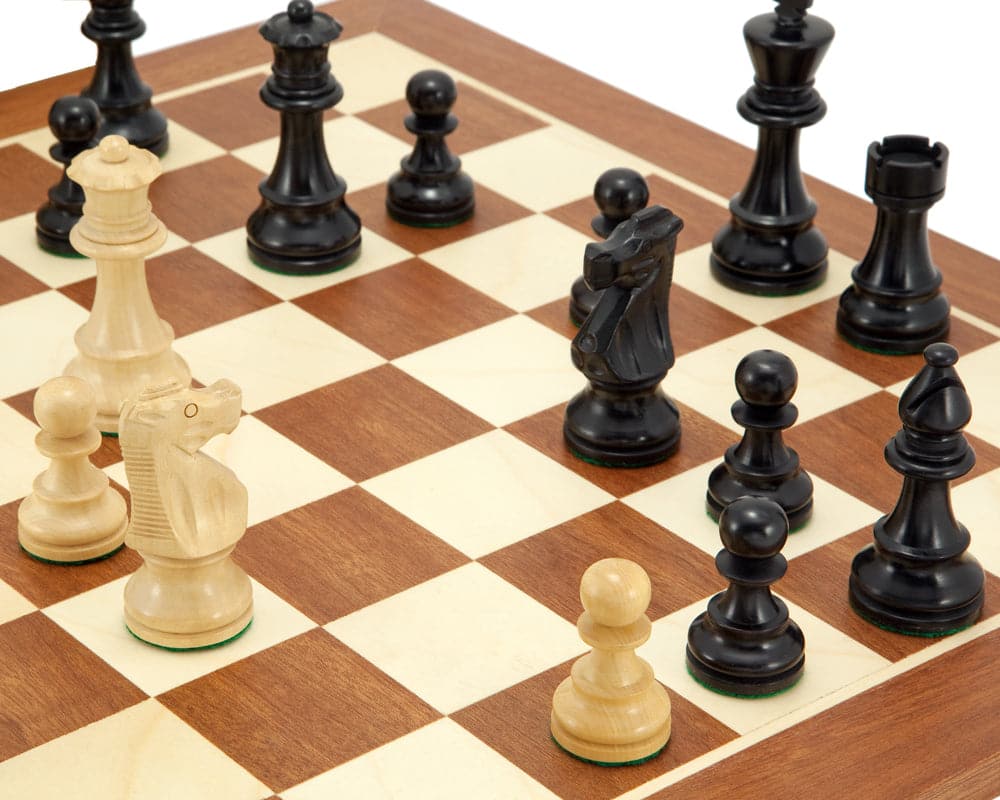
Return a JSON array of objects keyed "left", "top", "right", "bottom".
[{"left": 1, "top": 2, "right": 999, "bottom": 799}]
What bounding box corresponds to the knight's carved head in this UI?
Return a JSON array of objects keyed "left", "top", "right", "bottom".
[
  {"left": 120, "top": 379, "right": 243, "bottom": 455},
  {"left": 583, "top": 205, "right": 684, "bottom": 291}
]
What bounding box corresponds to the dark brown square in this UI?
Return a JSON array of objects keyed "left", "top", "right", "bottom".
[
  {"left": 788, "top": 392, "right": 1000, "bottom": 512},
  {"left": 451, "top": 660, "right": 737, "bottom": 800},
  {"left": 159, "top": 628, "right": 440, "bottom": 792},
  {"left": 766, "top": 296, "right": 999, "bottom": 387},
  {"left": 293, "top": 258, "right": 513, "bottom": 360},
  {"left": 0, "top": 145, "right": 60, "bottom": 221},
  {"left": 481, "top": 502, "right": 723, "bottom": 624},
  {"left": 150, "top": 155, "right": 264, "bottom": 242},
  {"left": 505, "top": 401, "right": 735, "bottom": 498},
  {"left": 237, "top": 486, "right": 469, "bottom": 624},
  {"left": 0, "top": 612, "right": 145, "bottom": 761},
  {"left": 357, "top": 81, "right": 546, "bottom": 156},
  {"left": 780, "top": 527, "right": 1000, "bottom": 662},
  {"left": 346, "top": 181, "right": 533, "bottom": 254},
  {"left": 0, "top": 499, "right": 140, "bottom": 607},
  {"left": 545, "top": 174, "right": 729, "bottom": 249},
  {"left": 59, "top": 246, "right": 281, "bottom": 338},
  {"left": 157, "top": 73, "right": 275, "bottom": 151},
  {"left": 0, "top": 255, "right": 47, "bottom": 304},
  {"left": 254, "top": 364, "right": 493, "bottom": 481}
]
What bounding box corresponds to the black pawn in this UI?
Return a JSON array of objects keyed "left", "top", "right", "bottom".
[
  {"left": 36, "top": 96, "right": 101, "bottom": 256},
  {"left": 386, "top": 70, "right": 475, "bottom": 227},
  {"left": 564, "top": 206, "right": 683, "bottom": 467},
  {"left": 710, "top": 0, "right": 833, "bottom": 295},
  {"left": 837, "top": 137, "right": 950, "bottom": 354},
  {"left": 687, "top": 496, "right": 805, "bottom": 697},
  {"left": 247, "top": 0, "right": 361, "bottom": 275},
  {"left": 850, "top": 343, "right": 984, "bottom": 635},
  {"left": 568, "top": 168, "right": 649, "bottom": 325},
  {"left": 707, "top": 350, "right": 813, "bottom": 529},
  {"left": 80, "top": 0, "right": 168, "bottom": 155}
]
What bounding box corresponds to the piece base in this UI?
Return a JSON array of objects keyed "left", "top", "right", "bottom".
[
  {"left": 848, "top": 584, "right": 983, "bottom": 637},
  {"left": 836, "top": 316, "right": 950, "bottom": 357},
  {"left": 710, "top": 254, "right": 827, "bottom": 296},
  {"left": 550, "top": 734, "right": 667, "bottom": 767},
  {"left": 685, "top": 661, "right": 801, "bottom": 699},
  {"left": 685, "top": 647, "right": 804, "bottom": 697},
  {"left": 19, "top": 541, "right": 124, "bottom": 567},
  {"left": 564, "top": 425, "right": 679, "bottom": 468},
  {"left": 385, "top": 199, "right": 474, "bottom": 228},
  {"left": 126, "top": 617, "right": 253, "bottom": 652},
  {"left": 36, "top": 226, "right": 84, "bottom": 258},
  {"left": 550, "top": 717, "right": 670, "bottom": 766},
  {"left": 248, "top": 238, "right": 362, "bottom": 277},
  {"left": 18, "top": 515, "right": 127, "bottom": 565},
  {"left": 124, "top": 604, "right": 254, "bottom": 651}
]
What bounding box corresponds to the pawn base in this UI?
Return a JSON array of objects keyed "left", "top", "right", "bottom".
[
  {"left": 710, "top": 222, "right": 828, "bottom": 296},
  {"left": 706, "top": 463, "right": 814, "bottom": 530},
  {"left": 837, "top": 289, "right": 951, "bottom": 356},
  {"left": 685, "top": 648, "right": 804, "bottom": 698},
  {"left": 36, "top": 208, "right": 83, "bottom": 257},
  {"left": 564, "top": 386, "right": 680, "bottom": 468},
  {"left": 569, "top": 275, "right": 600, "bottom": 327},
  {"left": 386, "top": 173, "right": 475, "bottom": 228},
  {"left": 19, "top": 515, "right": 127, "bottom": 565}
]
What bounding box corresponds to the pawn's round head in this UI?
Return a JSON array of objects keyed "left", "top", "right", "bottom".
[
  {"left": 923, "top": 341, "right": 958, "bottom": 368},
  {"left": 34, "top": 376, "right": 97, "bottom": 439},
  {"left": 406, "top": 70, "right": 457, "bottom": 115},
  {"left": 735, "top": 349, "right": 797, "bottom": 406},
  {"left": 593, "top": 167, "right": 649, "bottom": 222},
  {"left": 287, "top": 0, "right": 314, "bottom": 23},
  {"left": 719, "top": 497, "right": 789, "bottom": 558},
  {"left": 48, "top": 95, "right": 100, "bottom": 144},
  {"left": 580, "top": 558, "right": 651, "bottom": 627}
]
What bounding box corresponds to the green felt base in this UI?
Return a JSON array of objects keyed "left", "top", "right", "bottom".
[
  {"left": 550, "top": 734, "right": 666, "bottom": 767},
  {"left": 99, "top": 429, "right": 119, "bottom": 439},
  {"left": 126, "top": 618, "right": 253, "bottom": 652},
  {"left": 570, "top": 448, "right": 665, "bottom": 470},
  {"left": 387, "top": 211, "right": 473, "bottom": 229},
  {"left": 838, "top": 334, "right": 913, "bottom": 357},
  {"left": 47, "top": 248, "right": 87, "bottom": 260},
  {"left": 19, "top": 542, "right": 124, "bottom": 567},
  {"left": 249, "top": 251, "right": 360, "bottom": 277},
  {"left": 686, "top": 662, "right": 802, "bottom": 699},
  {"left": 853, "top": 608, "right": 970, "bottom": 639}
]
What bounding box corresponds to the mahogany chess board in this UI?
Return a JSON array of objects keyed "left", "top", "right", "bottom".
[{"left": 0, "top": 2, "right": 998, "bottom": 798}]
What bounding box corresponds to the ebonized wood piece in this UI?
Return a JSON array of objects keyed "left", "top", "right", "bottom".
[
  {"left": 36, "top": 96, "right": 101, "bottom": 256},
  {"left": 709, "top": 0, "right": 833, "bottom": 295},
  {"left": 564, "top": 205, "right": 683, "bottom": 467},
  {"left": 706, "top": 349, "right": 813, "bottom": 529},
  {"left": 569, "top": 168, "right": 649, "bottom": 326},
  {"left": 386, "top": 70, "right": 475, "bottom": 227},
  {"left": 849, "top": 343, "right": 984, "bottom": 635},
  {"left": 80, "top": 0, "right": 168, "bottom": 155},
  {"left": 687, "top": 496, "right": 806, "bottom": 696},
  {"left": 837, "top": 136, "right": 951, "bottom": 354},
  {"left": 246, "top": 0, "right": 362, "bottom": 275}
]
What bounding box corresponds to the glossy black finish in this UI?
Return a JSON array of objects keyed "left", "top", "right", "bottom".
[
  {"left": 707, "top": 350, "right": 813, "bottom": 529},
  {"left": 36, "top": 96, "right": 101, "bottom": 256},
  {"left": 246, "top": 0, "right": 361, "bottom": 275},
  {"left": 386, "top": 70, "right": 474, "bottom": 227},
  {"left": 569, "top": 168, "right": 649, "bottom": 326},
  {"left": 80, "top": 0, "right": 168, "bottom": 155},
  {"left": 837, "top": 136, "right": 951, "bottom": 354},
  {"left": 710, "top": 0, "right": 833, "bottom": 295},
  {"left": 564, "top": 206, "right": 683, "bottom": 467},
  {"left": 687, "top": 496, "right": 805, "bottom": 696},
  {"left": 850, "top": 344, "right": 984, "bottom": 635}
]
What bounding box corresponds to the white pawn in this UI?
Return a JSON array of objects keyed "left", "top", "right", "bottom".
[
  {"left": 18, "top": 376, "right": 127, "bottom": 563},
  {"left": 551, "top": 558, "right": 671, "bottom": 765}
]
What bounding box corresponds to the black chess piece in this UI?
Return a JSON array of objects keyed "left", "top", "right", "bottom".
[
  {"left": 849, "top": 343, "right": 984, "bottom": 635},
  {"left": 36, "top": 96, "right": 101, "bottom": 256},
  {"left": 710, "top": 0, "right": 833, "bottom": 295},
  {"left": 564, "top": 205, "right": 683, "bottom": 467},
  {"left": 247, "top": 0, "right": 361, "bottom": 275},
  {"left": 80, "top": 0, "right": 168, "bottom": 155},
  {"left": 707, "top": 349, "right": 813, "bottom": 529},
  {"left": 837, "top": 137, "right": 950, "bottom": 354},
  {"left": 687, "top": 496, "right": 805, "bottom": 696},
  {"left": 386, "top": 70, "right": 475, "bottom": 227},
  {"left": 568, "top": 168, "right": 649, "bottom": 326}
]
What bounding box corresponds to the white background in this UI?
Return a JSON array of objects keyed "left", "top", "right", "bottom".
[{"left": 5, "top": 1, "right": 998, "bottom": 261}]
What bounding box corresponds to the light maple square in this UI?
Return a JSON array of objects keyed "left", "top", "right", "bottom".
[
  {"left": 326, "top": 563, "right": 582, "bottom": 714},
  {"left": 0, "top": 401, "right": 46, "bottom": 506},
  {"left": 392, "top": 314, "right": 581, "bottom": 427},
  {"left": 194, "top": 226, "right": 411, "bottom": 302},
  {"left": 361, "top": 429, "right": 612, "bottom": 558},
  {"left": 157, "top": 121, "right": 227, "bottom": 173},
  {"left": 421, "top": 213, "right": 593, "bottom": 311},
  {"left": 0, "top": 577, "right": 35, "bottom": 626},
  {"left": 668, "top": 326, "right": 880, "bottom": 434},
  {"left": 952, "top": 467, "right": 1000, "bottom": 578},
  {"left": 44, "top": 576, "right": 315, "bottom": 697},
  {"left": 175, "top": 302, "right": 384, "bottom": 412}
]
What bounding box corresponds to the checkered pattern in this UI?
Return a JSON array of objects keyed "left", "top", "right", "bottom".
[{"left": 1, "top": 28, "right": 999, "bottom": 800}]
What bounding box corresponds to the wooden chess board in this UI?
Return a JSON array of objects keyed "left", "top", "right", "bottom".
[{"left": 1, "top": 2, "right": 999, "bottom": 798}]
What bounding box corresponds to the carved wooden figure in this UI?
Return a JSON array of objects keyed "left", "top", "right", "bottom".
[
  {"left": 120, "top": 379, "right": 253, "bottom": 650},
  {"left": 18, "top": 376, "right": 127, "bottom": 564},
  {"left": 551, "top": 558, "right": 671, "bottom": 765},
  {"left": 63, "top": 135, "right": 190, "bottom": 434}
]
